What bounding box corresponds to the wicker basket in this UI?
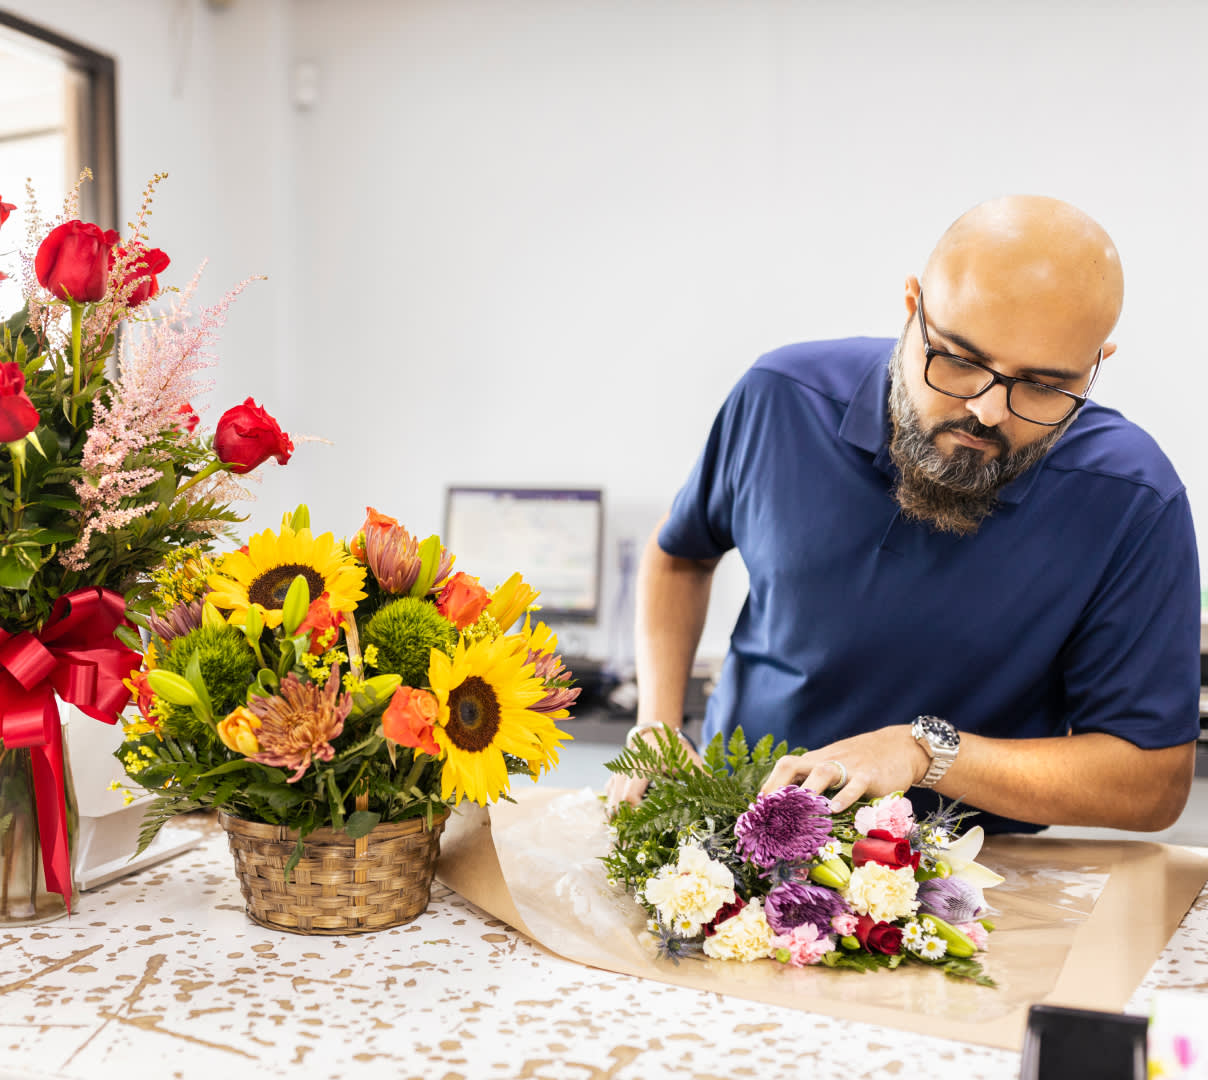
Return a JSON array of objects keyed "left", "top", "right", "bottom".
[{"left": 218, "top": 808, "right": 450, "bottom": 934}]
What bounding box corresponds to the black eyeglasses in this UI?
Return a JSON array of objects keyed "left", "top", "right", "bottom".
[{"left": 916, "top": 291, "right": 1100, "bottom": 427}]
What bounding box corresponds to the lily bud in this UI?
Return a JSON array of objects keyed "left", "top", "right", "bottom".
[
  {"left": 808, "top": 857, "right": 851, "bottom": 890},
  {"left": 281, "top": 574, "right": 310, "bottom": 635},
  {"left": 147, "top": 669, "right": 200, "bottom": 706},
  {"left": 920, "top": 913, "right": 977, "bottom": 958}
]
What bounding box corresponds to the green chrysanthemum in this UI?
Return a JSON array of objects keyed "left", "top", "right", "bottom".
[
  {"left": 361, "top": 596, "right": 458, "bottom": 688},
  {"left": 160, "top": 624, "right": 258, "bottom": 745}
]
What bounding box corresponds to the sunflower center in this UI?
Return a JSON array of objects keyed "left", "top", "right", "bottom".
[
  {"left": 445, "top": 676, "right": 501, "bottom": 752},
  {"left": 247, "top": 563, "right": 326, "bottom": 609}
]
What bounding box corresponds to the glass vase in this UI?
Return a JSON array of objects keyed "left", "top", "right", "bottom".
[{"left": 0, "top": 737, "right": 80, "bottom": 926}]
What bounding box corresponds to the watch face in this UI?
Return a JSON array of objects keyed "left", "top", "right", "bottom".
[{"left": 919, "top": 717, "right": 959, "bottom": 751}]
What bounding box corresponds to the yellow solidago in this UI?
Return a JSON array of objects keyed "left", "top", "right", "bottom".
[{"left": 149, "top": 546, "right": 218, "bottom": 608}]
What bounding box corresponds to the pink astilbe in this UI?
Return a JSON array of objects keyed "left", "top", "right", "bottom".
[{"left": 59, "top": 265, "right": 261, "bottom": 571}]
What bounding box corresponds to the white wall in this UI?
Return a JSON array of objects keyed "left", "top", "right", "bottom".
[{"left": 5, "top": 0, "right": 1207, "bottom": 664}]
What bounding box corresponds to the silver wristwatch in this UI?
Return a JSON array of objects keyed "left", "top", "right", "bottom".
[{"left": 911, "top": 715, "right": 960, "bottom": 788}]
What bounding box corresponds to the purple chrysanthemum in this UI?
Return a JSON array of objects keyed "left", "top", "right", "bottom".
[
  {"left": 734, "top": 785, "right": 833, "bottom": 868},
  {"left": 764, "top": 880, "right": 850, "bottom": 935},
  {"left": 916, "top": 877, "right": 985, "bottom": 924}
]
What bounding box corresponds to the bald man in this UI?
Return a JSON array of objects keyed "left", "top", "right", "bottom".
[{"left": 607, "top": 196, "right": 1201, "bottom": 834}]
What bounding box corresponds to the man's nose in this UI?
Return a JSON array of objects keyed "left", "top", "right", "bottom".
[{"left": 965, "top": 382, "right": 1011, "bottom": 428}]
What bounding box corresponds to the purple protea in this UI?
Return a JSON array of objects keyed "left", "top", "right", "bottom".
[
  {"left": 148, "top": 597, "right": 207, "bottom": 642},
  {"left": 735, "top": 785, "right": 833, "bottom": 868},
  {"left": 916, "top": 877, "right": 985, "bottom": 924},
  {"left": 764, "top": 880, "right": 850, "bottom": 935}
]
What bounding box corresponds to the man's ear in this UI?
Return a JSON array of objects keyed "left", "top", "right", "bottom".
[
  {"left": 904, "top": 275, "right": 921, "bottom": 317},
  {"left": 1100, "top": 341, "right": 1117, "bottom": 361}
]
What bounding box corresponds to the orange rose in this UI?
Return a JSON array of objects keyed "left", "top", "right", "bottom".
[
  {"left": 435, "top": 571, "right": 491, "bottom": 630},
  {"left": 382, "top": 686, "right": 439, "bottom": 756},
  {"left": 350, "top": 506, "right": 399, "bottom": 561},
  {"left": 296, "top": 592, "right": 345, "bottom": 654}
]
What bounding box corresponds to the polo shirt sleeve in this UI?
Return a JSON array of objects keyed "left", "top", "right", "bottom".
[
  {"left": 1061, "top": 489, "right": 1201, "bottom": 748},
  {"left": 658, "top": 373, "right": 759, "bottom": 560}
]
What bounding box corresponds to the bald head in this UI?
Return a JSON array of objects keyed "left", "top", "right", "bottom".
[{"left": 921, "top": 195, "right": 1124, "bottom": 354}]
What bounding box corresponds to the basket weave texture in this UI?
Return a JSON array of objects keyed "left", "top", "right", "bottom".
[{"left": 219, "top": 809, "right": 450, "bottom": 935}]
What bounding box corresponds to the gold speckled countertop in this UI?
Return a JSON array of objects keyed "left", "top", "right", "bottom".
[{"left": 2, "top": 814, "right": 1206, "bottom": 1080}]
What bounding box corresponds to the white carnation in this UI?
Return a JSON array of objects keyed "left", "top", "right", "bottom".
[
  {"left": 702, "top": 898, "right": 775, "bottom": 963},
  {"left": 844, "top": 863, "right": 919, "bottom": 924},
  {"left": 642, "top": 844, "right": 735, "bottom": 936}
]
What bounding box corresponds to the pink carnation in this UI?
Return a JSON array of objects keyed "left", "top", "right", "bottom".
[
  {"left": 955, "top": 920, "right": 990, "bottom": 952},
  {"left": 771, "top": 923, "right": 834, "bottom": 967},
  {"left": 853, "top": 795, "right": 914, "bottom": 839},
  {"left": 831, "top": 912, "right": 858, "bottom": 937}
]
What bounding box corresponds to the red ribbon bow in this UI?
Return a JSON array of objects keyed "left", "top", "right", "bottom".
[{"left": 0, "top": 588, "right": 140, "bottom": 911}]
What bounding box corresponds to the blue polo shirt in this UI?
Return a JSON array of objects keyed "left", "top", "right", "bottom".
[{"left": 660, "top": 338, "right": 1202, "bottom": 833}]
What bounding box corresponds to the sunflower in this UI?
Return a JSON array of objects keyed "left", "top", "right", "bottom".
[
  {"left": 207, "top": 525, "right": 367, "bottom": 628},
  {"left": 427, "top": 634, "right": 555, "bottom": 806}
]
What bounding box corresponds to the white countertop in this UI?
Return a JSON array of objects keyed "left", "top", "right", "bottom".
[{"left": 1, "top": 818, "right": 1206, "bottom": 1080}]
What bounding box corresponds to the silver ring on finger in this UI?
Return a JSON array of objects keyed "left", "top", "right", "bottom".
[{"left": 824, "top": 759, "right": 848, "bottom": 789}]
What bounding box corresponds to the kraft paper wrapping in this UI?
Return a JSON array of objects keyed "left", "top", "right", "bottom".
[{"left": 436, "top": 787, "right": 1208, "bottom": 1051}]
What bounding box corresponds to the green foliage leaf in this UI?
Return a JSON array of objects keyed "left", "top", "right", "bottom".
[{"left": 344, "top": 810, "right": 381, "bottom": 839}]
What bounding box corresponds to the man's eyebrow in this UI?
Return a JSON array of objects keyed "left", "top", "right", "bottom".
[{"left": 931, "top": 321, "right": 1085, "bottom": 382}]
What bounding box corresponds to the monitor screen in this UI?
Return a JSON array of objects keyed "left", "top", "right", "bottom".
[{"left": 443, "top": 487, "right": 604, "bottom": 621}]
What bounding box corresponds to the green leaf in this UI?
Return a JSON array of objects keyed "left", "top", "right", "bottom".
[
  {"left": 0, "top": 554, "right": 38, "bottom": 590},
  {"left": 114, "top": 625, "right": 143, "bottom": 652},
  {"left": 185, "top": 652, "right": 214, "bottom": 721},
  {"left": 283, "top": 835, "right": 305, "bottom": 883},
  {"left": 343, "top": 810, "right": 381, "bottom": 839},
  {"left": 197, "top": 758, "right": 258, "bottom": 779}
]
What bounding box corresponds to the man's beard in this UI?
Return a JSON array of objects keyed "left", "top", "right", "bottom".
[{"left": 886, "top": 335, "right": 1075, "bottom": 535}]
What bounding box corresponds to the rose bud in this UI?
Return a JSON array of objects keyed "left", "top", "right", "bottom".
[
  {"left": 35, "top": 219, "right": 119, "bottom": 302},
  {"left": 213, "top": 397, "right": 293, "bottom": 474},
  {"left": 854, "top": 915, "right": 903, "bottom": 956},
  {"left": 119, "top": 242, "right": 170, "bottom": 306},
  {"left": 435, "top": 571, "right": 491, "bottom": 630}
]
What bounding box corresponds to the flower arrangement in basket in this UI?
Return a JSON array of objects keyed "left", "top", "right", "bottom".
[
  {"left": 0, "top": 175, "right": 291, "bottom": 923},
  {"left": 604, "top": 728, "right": 1003, "bottom": 984},
  {"left": 117, "top": 505, "right": 579, "bottom": 934}
]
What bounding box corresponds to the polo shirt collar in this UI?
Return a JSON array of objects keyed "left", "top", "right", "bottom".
[{"left": 837, "top": 344, "right": 1046, "bottom": 506}]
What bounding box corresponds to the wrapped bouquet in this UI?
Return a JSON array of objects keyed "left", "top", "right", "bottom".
[{"left": 604, "top": 728, "right": 1002, "bottom": 984}]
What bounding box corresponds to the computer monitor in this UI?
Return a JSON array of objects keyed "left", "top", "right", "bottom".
[{"left": 443, "top": 486, "right": 604, "bottom": 622}]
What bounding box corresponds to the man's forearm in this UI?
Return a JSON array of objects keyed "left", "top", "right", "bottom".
[
  {"left": 934, "top": 730, "right": 1196, "bottom": 831},
  {"left": 633, "top": 517, "right": 719, "bottom": 731}
]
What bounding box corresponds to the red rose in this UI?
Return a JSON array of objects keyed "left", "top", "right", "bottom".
[
  {"left": 382, "top": 686, "right": 440, "bottom": 756},
  {"left": 435, "top": 571, "right": 491, "bottom": 630},
  {"left": 119, "top": 242, "right": 170, "bottom": 306},
  {"left": 855, "top": 915, "right": 903, "bottom": 956},
  {"left": 852, "top": 829, "right": 920, "bottom": 871},
  {"left": 0, "top": 197, "right": 15, "bottom": 228},
  {"left": 0, "top": 362, "right": 40, "bottom": 442},
  {"left": 213, "top": 397, "right": 293, "bottom": 474},
  {"left": 35, "top": 219, "right": 119, "bottom": 303},
  {"left": 175, "top": 402, "right": 200, "bottom": 435}
]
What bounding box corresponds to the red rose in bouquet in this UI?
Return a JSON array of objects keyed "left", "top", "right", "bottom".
[
  {"left": 851, "top": 829, "right": 920, "bottom": 871},
  {"left": 35, "top": 219, "right": 119, "bottom": 303},
  {"left": 214, "top": 397, "right": 294, "bottom": 474},
  {"left": 855, "top": 915, "right": 903, "bottom": 956},
  {"left": 0, "top": 362, "right": 40, "bottom": 442}
]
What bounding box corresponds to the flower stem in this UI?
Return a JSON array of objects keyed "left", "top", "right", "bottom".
[
  {"left": 175, "top": 459, "right": 225, "bottom": 499},
  {"left": 69, "top": 303, "right": 83, "bottom": 426}
]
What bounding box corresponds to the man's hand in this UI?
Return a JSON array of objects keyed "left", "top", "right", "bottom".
[
  {"left": 759, "top": 725, "right": 930, "bottom": 811},
  {"left": 605, "top": 725, "right": 706, "bottom": 811}
]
